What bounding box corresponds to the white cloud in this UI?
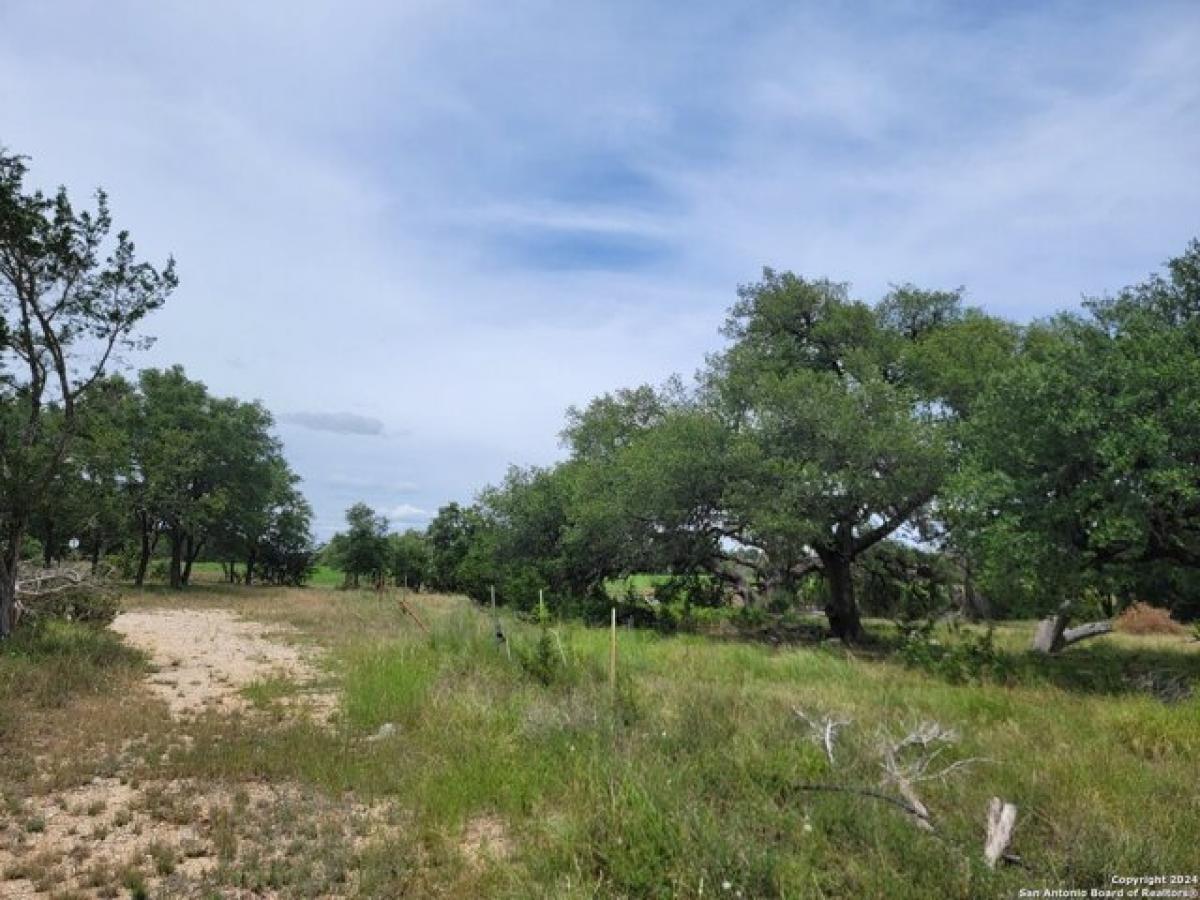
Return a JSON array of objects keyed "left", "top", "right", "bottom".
[{"left": 385, "top": 504, "right": 429, "bottom": 524}]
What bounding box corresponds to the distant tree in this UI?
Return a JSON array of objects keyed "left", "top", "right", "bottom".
[
  {"left": 255, "top": 488, "right": 316, "bottom": 586},
  {"left": 564, "top": 395, "right": 740, "bottom": 600},
  {"left": 426, "top": 502, "right": 486, "bottom": 592},
  {"left": 129, "top": 367, "right": 215, "bottom": 588},
  {"left": 0, "top": 149, "right": 175, "bottom": 634},
  {"left": 388, "top": 529, "right": 430, "bottom": 590},
  {"left": 129, "top": 367, "right": 296, "bottom": 589},
  {"left": 330, "top": 502, "right": 389, "bottom": 588}
]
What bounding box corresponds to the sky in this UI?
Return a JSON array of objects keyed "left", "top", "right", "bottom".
[{"left": 2, "top": 0, "right": 1198, "bottom": 539}]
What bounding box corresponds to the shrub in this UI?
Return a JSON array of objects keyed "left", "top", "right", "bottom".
[
  {"left": 897, "top": 622, "right": 1011, "bottom": 684},
  {"left": 1114, "top": 602, "right": 1186, "bottom": 636}
]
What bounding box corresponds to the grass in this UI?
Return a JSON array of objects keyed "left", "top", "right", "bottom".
[
  {"left": 181, "top": 560, "right": 343, "bottom": 587},
  {"left": 3, "top": 587, "right": 1198, "bottom": 897}
]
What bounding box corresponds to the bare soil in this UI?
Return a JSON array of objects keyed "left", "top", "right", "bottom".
[{"left": 110, "top": 608, "right": 333, "bottom": 718}]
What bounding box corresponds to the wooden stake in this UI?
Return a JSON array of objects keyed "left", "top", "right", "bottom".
[
  {"left": 397, "top": 593, "right": 430, "bottom": 636},
  {"left": 610, "top": 607, "right": 617, "bottom": 694}
]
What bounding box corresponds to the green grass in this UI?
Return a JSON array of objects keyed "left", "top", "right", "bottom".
[
  {"left": 0, "top": 619, "right": 145, "bottom": 717},
  {"left": 4, "top": 589, "right": 1198, "bottom": 897},
  {"left": 182, "top": 560, "right": 343, "bottom": 587}
]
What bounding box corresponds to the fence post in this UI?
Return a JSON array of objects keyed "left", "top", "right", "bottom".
[{"left": 610, "top": 606, "right": 617, "bottom": 696}]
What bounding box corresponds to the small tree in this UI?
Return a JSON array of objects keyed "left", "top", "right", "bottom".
[{"left": 333, "top": 502, "right": 389, "bottom": 588}]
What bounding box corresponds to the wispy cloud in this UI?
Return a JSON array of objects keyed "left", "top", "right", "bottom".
[{"left": 278, "top": 411, "right": 386, "bottom": 436}]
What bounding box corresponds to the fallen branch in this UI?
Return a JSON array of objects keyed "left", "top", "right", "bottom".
[
  {"left": 787, "top": 783, "right": 936, "bottom": 829},
  {"left": 1061, "top": 621, "right": 1112, "bottom": 645},
  {"left": 13, "top": 565, "right": 119, "bottom": 627}
]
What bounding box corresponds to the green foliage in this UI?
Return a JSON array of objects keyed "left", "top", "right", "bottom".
[
  {"left": 896, "top": 622, "right": 1011, "bottom": 685},
  {"left": 462, "top": 271, "right": 1007, "bottom": 641},
  {"left": 388, "top": 529, "right": 430, "bottom": 589},
  {"left": 954, "top": 241, "right": 1200, "bottom": 620},
  {"left": 324, "top": 503, "right": 390, "bottom": 588}
]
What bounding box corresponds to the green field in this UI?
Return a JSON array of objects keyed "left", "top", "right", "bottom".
[{"left": 2, "top": 586, "right": 1196, "bottom": 897}]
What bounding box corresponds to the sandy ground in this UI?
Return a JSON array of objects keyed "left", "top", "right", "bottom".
[
  {"left": 0, "top": 776, "right": 397, "bottom": 898},
  {"left": 0, "top": 609, "right": 355, "bottom": 897},
  {"left": 110, "top": 608, "right": 333, "bottom": 718}
]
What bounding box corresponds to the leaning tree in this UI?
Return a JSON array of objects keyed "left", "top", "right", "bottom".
[{"left": 0, "top": 149, "right": 175, "bottom": 635}]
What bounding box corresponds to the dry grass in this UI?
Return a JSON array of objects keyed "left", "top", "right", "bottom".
[{"left": 1114, "top": 602, "right": 1187, "bottom": 635}]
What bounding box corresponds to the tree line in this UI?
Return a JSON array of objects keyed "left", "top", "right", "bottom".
[
  {"left": 329, "top": 242, "right": 1200, "bottom": 643},
  {"left": 1, "top": 147, "right": 314, "bottom": 635}
]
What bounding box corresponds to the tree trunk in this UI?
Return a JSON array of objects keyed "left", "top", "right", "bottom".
[
  {"left": 168, "top": 528, "right": 184, "bottom": 590},
  {"left": 1062, "top": 621, "right": 1112, "bottom": 645},
  {"left": 1031, "top": 602, "right": 1071, "bottom": 653},
  {"left": 0, "top": 533, "right": 20, "bottom": 639},
  {"left": 1031, "top": 600, "right": 1112, "bottom": 653},
  {"left": 181, "top": 535, "right": 204, "bottom": 586},
  {"left": 135, "top": 515, "right": 156, "bottom": 587},
  {"left": 822, "top": 553, "right": 863, "bottom": 643},
  {"left": 245, "top": 548, "right": 256, "bottom": 586}
]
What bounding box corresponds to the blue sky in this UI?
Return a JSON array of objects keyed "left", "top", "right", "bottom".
[{"left": 2, "top": 0, "right": 1198, "bottom": 538}]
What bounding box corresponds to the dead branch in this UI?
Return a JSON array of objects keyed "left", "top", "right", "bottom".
[
  {"left": 13, "top": 564, "right": 119, "bottom": 626},
  {"left": 794, "top": 707, "right": 851, "bottom": 765},
  {"left": 879, "top": 722, "right": 990, "bottom": 833}
]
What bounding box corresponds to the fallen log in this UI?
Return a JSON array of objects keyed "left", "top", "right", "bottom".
[{"left": 1030, "top": 600, "right": 1112, "bottom": 653}]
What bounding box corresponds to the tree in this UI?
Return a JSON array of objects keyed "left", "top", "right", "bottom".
[
  {"left": 328, "top": 503, "right": 389, "bottom": 588},
  {"left": 129, "top": 367, "right": 214, "bottom": 589},
  {"left": 564, "top": 394, "right": 743, "bottom": 602},
  {"left": 954, "top": 240, "right": 1200, "bottom": 638},
  {"left": 388, "top": 529, "right": 430, "bottom": 590},
  {"left": 0, "top": 149, "right": 175, "bottom": 634},
  {"left": 254, "top": 487, "right": 316, "bottom": 586},
  {"left": 426, "top": 502, "right": 486, "bottom": 592},
  {"left": 128, "top": 367, "right": 300, "bottom": 589},
  {"left": 702, "top": 272, "right": 1018, "bottom": 640},
  {"left": 493, "top": 273, "right": 1007, "bottom": 638}
]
